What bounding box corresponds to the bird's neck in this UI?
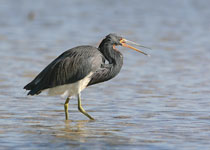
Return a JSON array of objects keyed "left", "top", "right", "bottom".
[
  {"left": 88, "top": 41, "right": 123, "bottom": 86},
  {"left": 99, "top": 39, "right": 123, "bottom": 79},
  {"left": 98, "top": 39, "right": 123, "bottom": 65}
]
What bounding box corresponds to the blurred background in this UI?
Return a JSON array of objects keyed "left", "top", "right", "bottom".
[{"left": 0, "top": 0, "right": 210, "bottom": 150}]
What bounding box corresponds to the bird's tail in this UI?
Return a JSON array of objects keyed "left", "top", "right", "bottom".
[{"left": 24, "top": 80, "right": 42, "bottom": 95}]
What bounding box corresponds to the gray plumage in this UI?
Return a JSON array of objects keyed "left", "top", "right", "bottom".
[
  {"left": 24, "top": 34, "right": 124, "bottom": 95},
  {"left": 24, "top": 46, "right": 104, "bottom": 95},
  {"left": 23, "top": 33, "right": 148, "bottom": 120}
]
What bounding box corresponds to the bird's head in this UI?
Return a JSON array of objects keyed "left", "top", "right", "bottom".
[{"left": 104, "top": 33, "right": 150, "bottom": 56}]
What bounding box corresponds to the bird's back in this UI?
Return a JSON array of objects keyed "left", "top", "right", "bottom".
[{"left": 24, "top": 45, "right": 104, "bottom": 95}]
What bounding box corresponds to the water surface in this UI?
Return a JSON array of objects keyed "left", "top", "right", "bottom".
[{"left": 0, "top": 0, "right": 210, "bottom": 149}]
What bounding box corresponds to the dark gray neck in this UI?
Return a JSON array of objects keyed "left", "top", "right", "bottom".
[
  {"left": 99, "top": 39, "right": 122, "bottom": 64},
  {"left": 88, "top": 40, "right": 123, "bottom": 86}
]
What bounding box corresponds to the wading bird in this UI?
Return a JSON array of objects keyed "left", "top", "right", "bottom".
[{"left": 24, "top": 33, "right": 150, "bottom": 120}]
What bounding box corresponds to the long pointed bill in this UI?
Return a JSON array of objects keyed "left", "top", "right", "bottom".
[
  {"left": 123, "top": 39, "right": 152, "bottom": 50},
  {"left": 120, "top": 38, "right": 150, "bottom": 56}
]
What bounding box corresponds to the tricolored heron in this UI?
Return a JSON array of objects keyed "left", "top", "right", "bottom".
[{"left": 24, "top": 33, "right": 150, "bottom": 120}]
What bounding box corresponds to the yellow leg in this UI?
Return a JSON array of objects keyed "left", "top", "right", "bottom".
[
  {"left": 64, "top": 97, "right": 70, "bottom": 120},
  {"left": 77, "top": 94, "right": 94, "bottom": 120}
]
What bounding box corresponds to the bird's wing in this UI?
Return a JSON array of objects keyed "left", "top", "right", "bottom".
[
  {"left": 24, "top": 46, "right": 103, "bottom": 95},
  {"left": 88, "top": 64, "right": 116, "bottom": 86}
]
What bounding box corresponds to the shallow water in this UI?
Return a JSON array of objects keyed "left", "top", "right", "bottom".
[{"left": 0, "top": 0, "right": 210, "bottom": 149}]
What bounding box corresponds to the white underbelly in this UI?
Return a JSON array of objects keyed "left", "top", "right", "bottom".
[{"left": 46, "top": 72, "right": 93, "bottom": 98}]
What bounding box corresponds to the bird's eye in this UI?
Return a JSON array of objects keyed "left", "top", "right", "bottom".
[{"left": 119, "top": 38, "right": 124, "bottom": 45}]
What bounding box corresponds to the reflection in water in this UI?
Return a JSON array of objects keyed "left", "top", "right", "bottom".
[
  {"left": 0, "top": 0, "right": 210, "bottom": 149},
  {"left": 58, "top": 120, "right": 94, "bottom": 141}
]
